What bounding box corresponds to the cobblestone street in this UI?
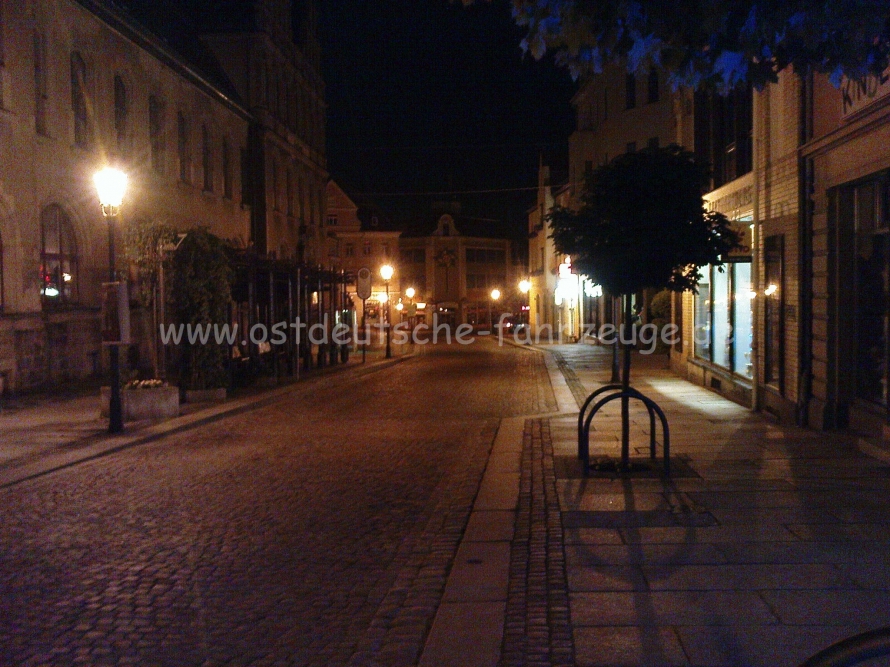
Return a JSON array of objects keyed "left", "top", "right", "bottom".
[{"left": 0, "top": 340, "right": 556, "bottom": 667}]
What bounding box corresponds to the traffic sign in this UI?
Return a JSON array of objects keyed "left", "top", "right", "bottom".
[{"left": 356, "top": 267, "right": 372, "bottom": 300}]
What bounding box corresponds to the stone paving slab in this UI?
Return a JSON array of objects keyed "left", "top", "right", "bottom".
[{"left": 544, "top": 344, "right": 890, "bottom": 667}]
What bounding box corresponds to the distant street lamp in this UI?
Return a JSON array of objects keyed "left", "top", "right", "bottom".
[
  {"left": 94, "top": 166, "right": 128, "bottom": 434},
  {"left": 381, "top": 264, "right": 394, "bottom": 358},
  {"left": 489, "top": 288, "right": 501, "bottom": 329},
  {"left": 404, "top": 286, "right": 416, "bottom": 326},
  {"left": 518, "top": 279, "right": 531, "bottom": 326}
]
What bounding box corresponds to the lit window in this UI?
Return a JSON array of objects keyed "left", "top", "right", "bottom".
[{"left": 40, "top": 205, "right": 78, "bottom": 305}]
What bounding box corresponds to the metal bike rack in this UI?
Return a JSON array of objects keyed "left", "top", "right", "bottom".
[
  {"left": 577, "top": 384, "right": 670, "bottom": 476},
  {"left": 798, "top": 627, "right": 890, "bottom": 667}
]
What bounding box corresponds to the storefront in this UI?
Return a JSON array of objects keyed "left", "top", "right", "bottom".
[{"left": 804, "top": 71, "right": 890, "bottom": 437}]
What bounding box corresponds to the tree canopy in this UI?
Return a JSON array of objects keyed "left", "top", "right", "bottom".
[
  {"left": 548, "top": 146, "right": 742, "bottom": 295},
  {"left": 466, "top": 1, "right": 890, "bottom": 90}
]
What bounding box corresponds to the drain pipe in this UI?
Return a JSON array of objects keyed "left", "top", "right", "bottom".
[{"left": 751, "top": 90, "right": 762, "bottom": 413}]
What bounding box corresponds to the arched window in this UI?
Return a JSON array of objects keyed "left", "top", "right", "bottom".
[
  {"left": 71, "top": 52, "right": 90, "bottom": 148},
  {"left": 0, "top": 227, "right": 4, "bottom": 310},
  {"left": 114, "top": 74, "right": 127, "bottom": 151},
  {"left": 201, "top": 123, "right": 213, "bottom": 192},
  {"left": 40, "top": 205, "right": 78, "bottom": 305}
]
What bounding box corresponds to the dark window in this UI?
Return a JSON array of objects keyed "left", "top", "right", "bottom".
[
  {"left": 71, "top": 52, "right": 90, "bottom": 148},
  {"left": 344, "top": 243, "right": 354, "bottom": 257},
  {"left": 400, "top": 248, "right": 425, "bottom": 264},
  {"left": 625, "top": 73, "right": 636, "bottom": 109},
  {"left": 848, "top": 180, "right": 888, "bottom": 404},
  {"left": 222, "top": 138, "right": 233, "bottom": 199},
  {"left": 694, "top": 85, "right": 753, "bottom": 189},
  {"left": 326, "top": 214, "right": 337, "bottom": 226},
  {"left": 201, "top": 124, "right": 213, "bottom": 192},
  {"left": 647, "top": 137, "right": 659, "bottom": 150},
  {"left": 764, "top": 235, "right": 784, "bottom": 388},
  {"left": 40, "top": 205, "right": 78, "bottom": 305},
  {"left": 363, "top": 241, "right": 371, "bottom": 256},
  {"left": 0, "top": 227, "right": 4, "bottom": 310},
  {"left": 177, "top": 112, "right": 190, "bottom": 182},
  {"left": 271, "top": 160, "right": 279, "bottom": 210},
  {"left": 114, "top": 75, "right": 127, "bottom": 151},
  {"left": 647, "top": 67, "right": 659, "bottom": 103},
  {"left": 149, "top": 96, "right": 164, "bottom": 171},
  {"left": 33, "top": 33, "right": 47, "bottom": 134},
  {"left": 466, "top": 248, "right": 506, "bottom": 264},
  {"left": 287, "top": 169, "right": 294, "bottom": 215}
]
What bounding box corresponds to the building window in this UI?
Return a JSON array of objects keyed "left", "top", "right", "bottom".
[
  {"left": 400, "top": 248, "right": 425, "bottom": 264},
  {"left": 693, "top": 259, "right": 753, "bottom": 378},
  {"left": 846, "top": 179, "right": 888, "bottom": 404},
  {"left": 177, "top": 111, "right": 190, "bottom": 182},
  {"left": 0, "top": 228, "right": 4, "bottom": 310},
  {"left": 382, "top": 242, "right": 390, "bottom": 257},
  {"left": 287, "top": 169, "right": 294, "bottom": 216},
  {"left": 466, "top": 248, "right": 506, "bottom": 264},
  {"left": 271, "top": 160, "right": 280, "bottom": 210},
  {"left": 201, "top": 124, "right": 213, "bottom": 192},
  {"left": 40, "top": 205, "right": 78, "bottom": 305},
  {"left": 694, "top": 85, "right": 753, "bottom": 189},
  {"left": 149, "top": 95, "right": 164, "bottom": 172},
  {"left": 647, "top": 67, "right": 659, "bottom": 103},
  {"left": 326, "top": 214, "right": 337, "bottom": 227},
  {"left": 764, "top": 235, "right": 784, "bottom": 389},
  {"left": 222, "top": 138, "right": 233, "bottom": 199},
  {"left": 625, "top": 73, "right": 636, "bottom": 109},
  {"left": 344, "top": 243, "right": 354, "bottom": 258},
  {"left": 33, "top": 33, "right": 48, "bottom": 135},
  {"left": 114, "top": 75, "right": 127, "bottom": 151},
  {"left": 363, "top": 241, "right": 371, "bottom": 256},
  {"left": 71, "top": 52, "right": 90, "bottom": 148}
]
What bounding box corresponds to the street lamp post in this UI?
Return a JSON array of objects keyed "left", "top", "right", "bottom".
[
  {"left": 94, "top": 166, "right": 128, "bottom": 434},
  {"left": 489, "top": 288, "right": 501, "bottom": 330},
  {"left": 381, "top": 264, "right": 394, "bottom": 358},
  {"left": 518, "top": 279, "right": 531, "bottom": 327},
  {"left": 405, "top": 286, "right": 416, "bottom": 328}
]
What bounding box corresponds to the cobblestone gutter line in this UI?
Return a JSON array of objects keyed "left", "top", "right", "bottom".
[
  {"left": 549, "top": 351, "right": 587, "bottom": 409},
  {"left": 500, "top": 419, "right": 574, "bottom": 667},
  {"left": 348, "top": 420, "right": 500, "bottom": 667}
]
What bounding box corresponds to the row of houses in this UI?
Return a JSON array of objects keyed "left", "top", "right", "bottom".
[
  {"left": 0, "top": 0, "right": 329, "bottom": 392},
  {"left": 531, "top": 62, "right": 890, "bottom": 441}
]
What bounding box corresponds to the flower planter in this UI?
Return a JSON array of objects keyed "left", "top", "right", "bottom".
[
  {"left": 183, "top": 387, "right": 227, "bottom": 403},
  {"left": 100, "top": 385, "right": 180, "bottom": 421}
]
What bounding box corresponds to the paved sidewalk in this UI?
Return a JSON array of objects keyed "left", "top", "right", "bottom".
[
  {"left": 0, "top": 348, "right": 408, "bottom": 488},
  {"left": 544, "top": 344, "right": 890, "bottom": 667}
]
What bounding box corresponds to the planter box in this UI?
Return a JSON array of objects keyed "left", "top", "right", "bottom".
[
  {"left": 183, "top": 387, "right": 227, "bottom": 403},
  {"left": 100, "top": 385, "right": 180, "bottom": 421}
]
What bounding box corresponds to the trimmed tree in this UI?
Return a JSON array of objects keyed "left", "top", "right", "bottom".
[
  {"left": 549, "top": 145, "right": 742, "bottom": 470},
  {"left": 170, "top": 228, "right": 232, "bottom": 391}
]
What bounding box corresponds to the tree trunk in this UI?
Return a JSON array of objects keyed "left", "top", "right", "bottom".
[{"left": 621, "top": 293, "right": 632, "bottom": 468}]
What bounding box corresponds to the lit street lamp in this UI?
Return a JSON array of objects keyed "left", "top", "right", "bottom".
[
  {"left": 489, "top": 288, "right": 501, "bottom": 329},
  {"left": 380, "top": 264, "right": 394, "bottom": 358},
  {"left": 94, "top": 166, "right": 128, "bottom": 434},
  {"left": 518, "top": 279, "right": 531, "bottom": 326}
]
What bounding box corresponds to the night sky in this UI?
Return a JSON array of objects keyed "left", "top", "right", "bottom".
[{"left": 319, "top": 0, "right": 576, "bottom": 238}]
